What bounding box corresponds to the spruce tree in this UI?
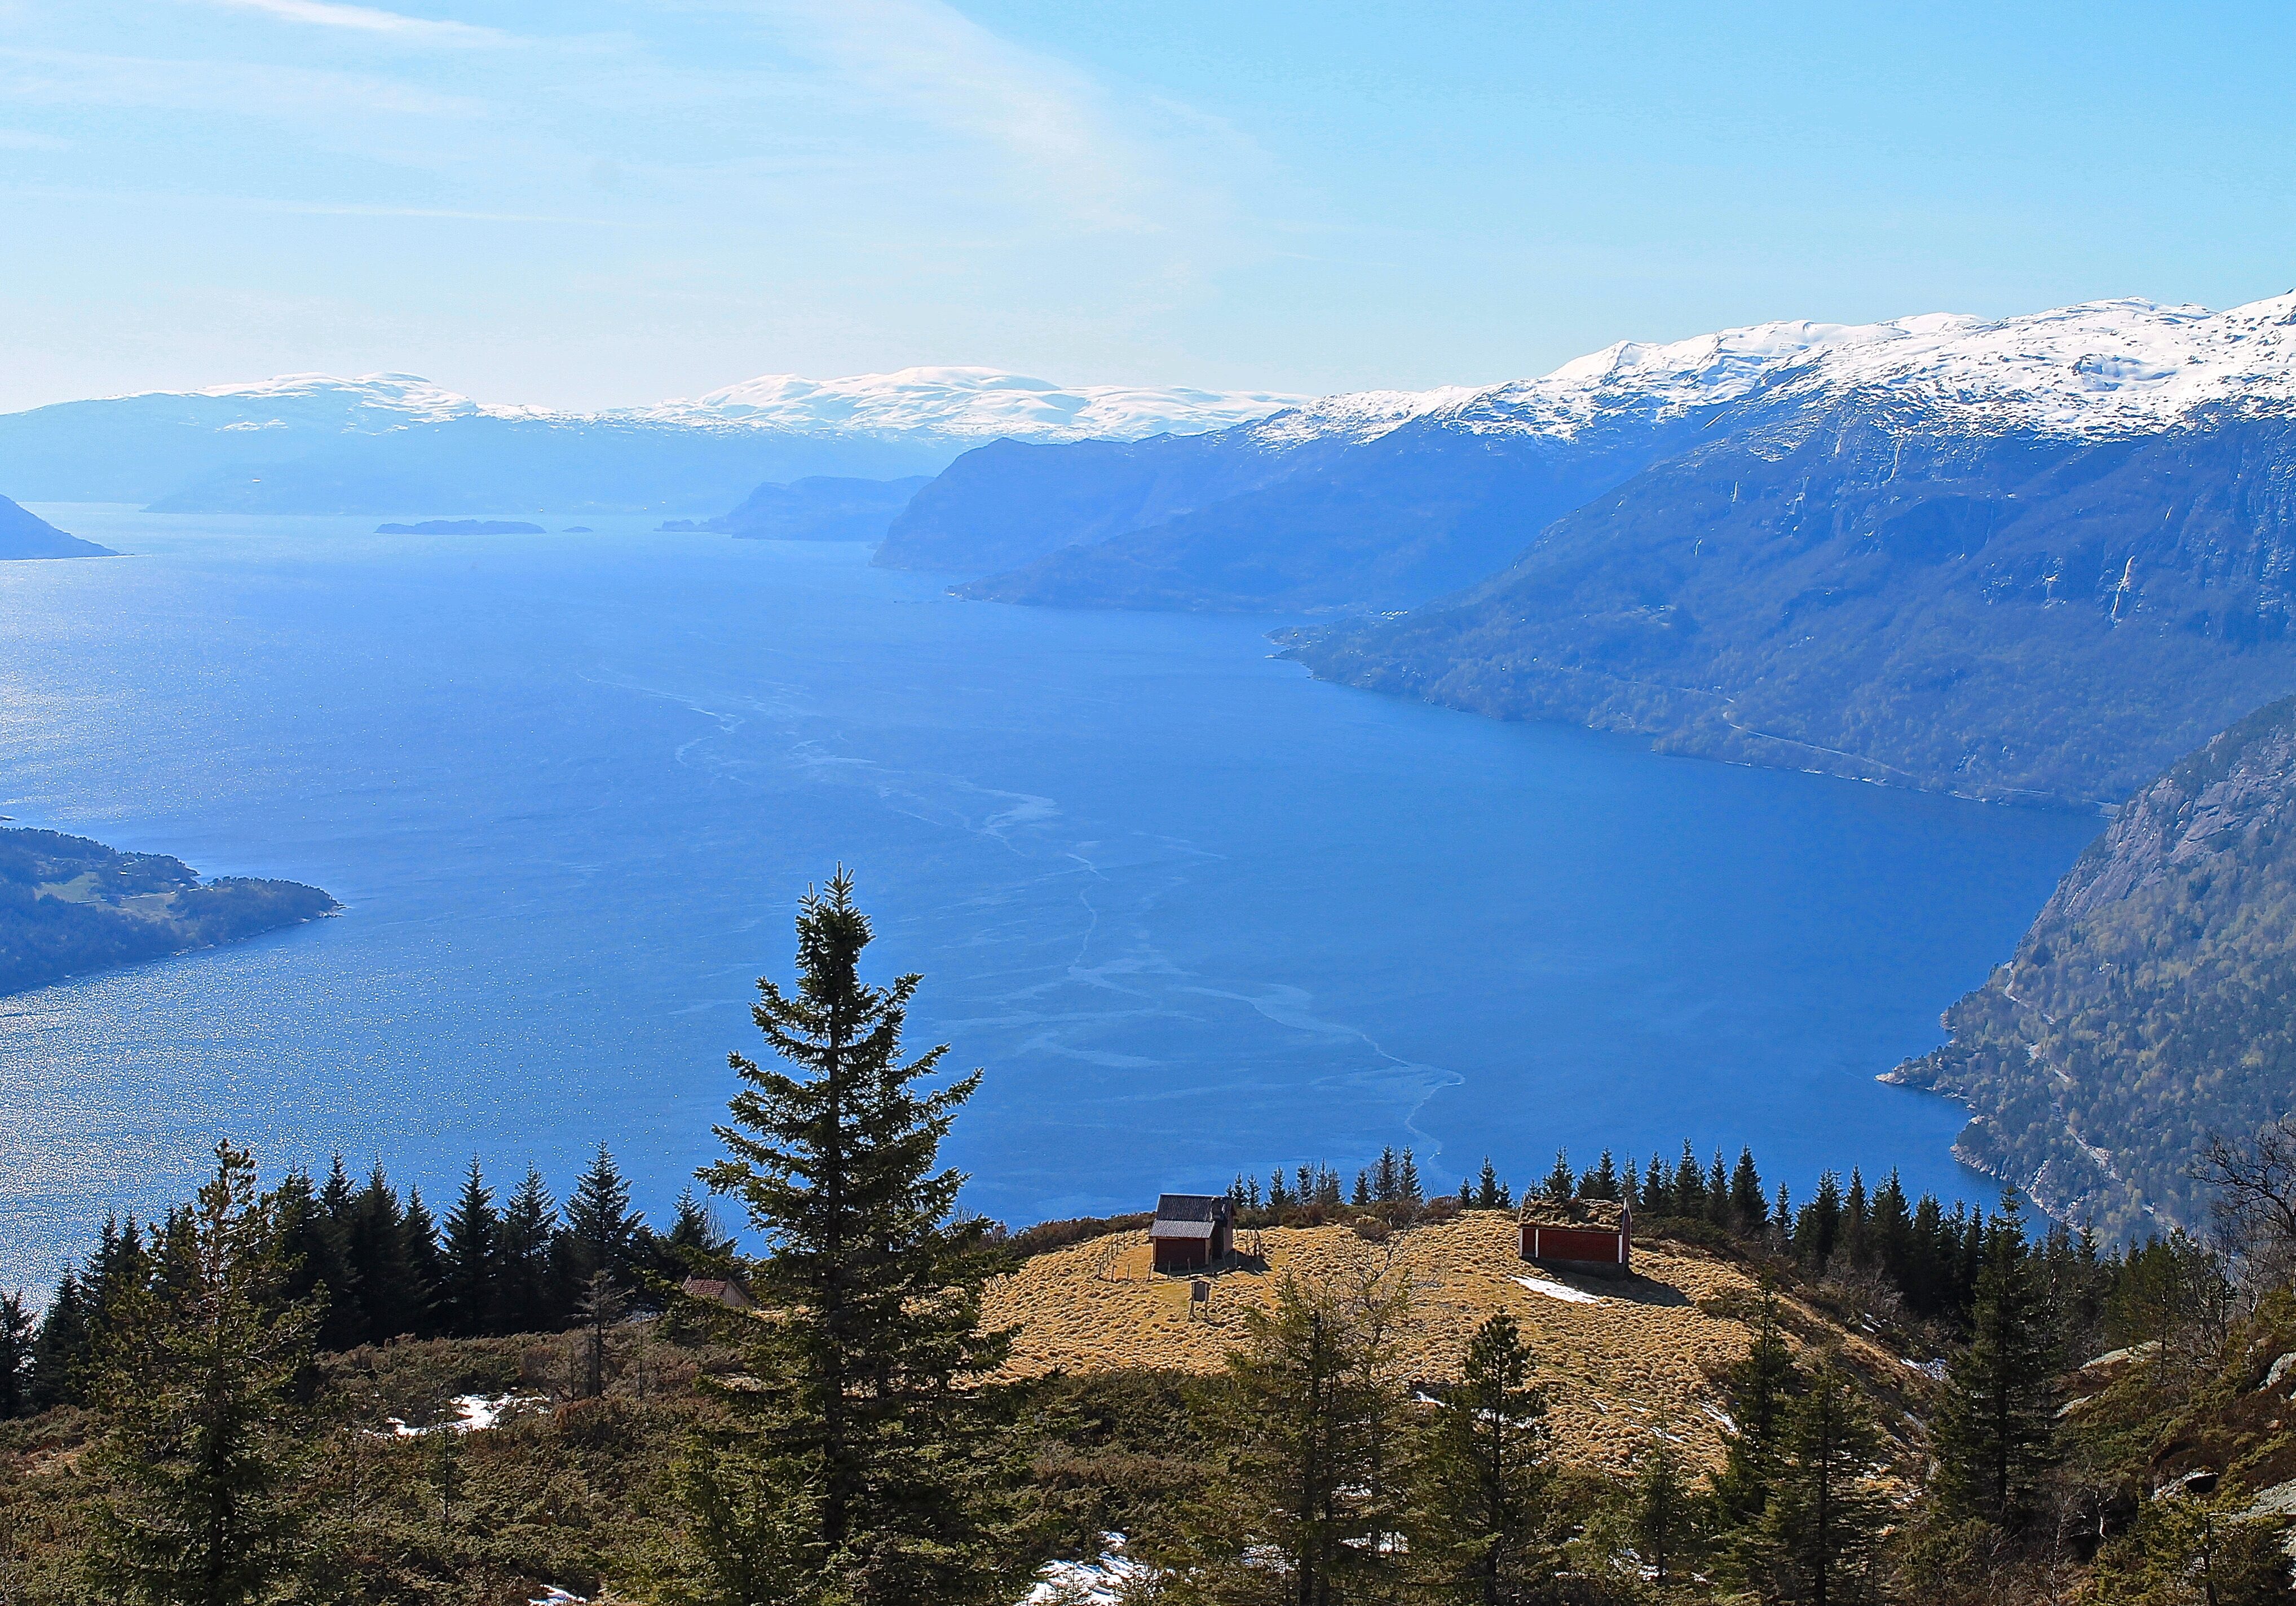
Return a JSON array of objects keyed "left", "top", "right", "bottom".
[
  {"left": 1674, "top": 1141, "right": 1707, "bottom": 1215},
  {"left": 400, "top": 1186, "right": 445, "bottom": 1339},
  {"left": 0, "top": 1291, "right": 32, "bottom": 1418},
  {"left": 1935, "top": 1192, "right": 2059, "bottom": 1532},
  {"left": 1543, "top": 1149, "right": 1575, "bottom": 1203},
  {"left": 1644, "top": 1153, "right": 1673, "bottom": 1215},
  {"left": 1748, "top": 1359, "right": 1886, "bottom": 1606},
  {"left": 1399, "top": 1148, "right": 1423, "bottom": 1204},
  {"left": 1871, "top": 1172, "right": 1913, "bottom": 1294},
  {"left": 85, "top": 1142, "right": 320, "bottom": 1606},
  {"left": 1707, "top": 1151, "right": 1733, "bottom": 1227},
  {"left": 1842, "top": 1171, "right": 1871, "bottom": 1272},
  {"left": 1714, "top": 1283, "right": 1799, "bottom": 1523},
  {"left": 1413, "top": 1312, "right": 1555, "bottom": 1604},
  {"left": 345, "top": 1166, "right": 412, "bottom": 1344},
  {"left": 1730, "top": 1148, "right": 1768, "bottom": 1233},
  {"left": 1633, "top": 1441, "right": 1699, "bottom": 1588},
  {"left": 564, "top": 1143, "right": 644, "bottom": 1293},
  {"left": 497, "top": 1167, "right": 560, "bottom": 1334},
  {"left": 1798, "top": 1172, "right": 1844, "bottom": 1274},
  {"left": 440, "top": 1161, "right": 501, "bottom": 1338},
  {"left": 1474, "top": 1158, "right": 1504, "bottom": 1210},
  {"left": 1181, "top": 1271, "right": 1412, "bottom": 1603},
  {"left": 687, "top": 871, "right": 1018, "bottom": 1605},
  {"left": 1353, "top": 1168, "right": 1374, "bottom": 1208},
  {"left": 30, "top": 1271, "right": 92, "bottom": 1410},
  {"left": 1375, "top": 1146, "right": 1401, "bottom": 1203},
  {"left": 273, "top": 1168, "right": 359, "bottom": 1352}
]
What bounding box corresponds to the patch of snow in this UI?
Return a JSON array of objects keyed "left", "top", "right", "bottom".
[
  {"left": 2079, "top": 1341, "right": 2160, "bottom": 1371},
  {"left": 1023, "top": 1533, "right": 1153, "bottom": 1605},
  {"left": 2263, "top": 1352, "right": 2296, "bottom": 1391},
  {"left": 386, "top": 1391, "right": 548, "bottom": 1437},
  {"left": 529, "top": 1591, "right": 586, "bottom": 1605},
  {"left": 1699, "top": 1401, "right": 1739, "bottom": 1432},
  {"left": 1902, "top": 1357, "right": 1950, "bottom": 1382},
  {"left": 1512, "top": 1273, "right": 1602, "bottom": 1305}
]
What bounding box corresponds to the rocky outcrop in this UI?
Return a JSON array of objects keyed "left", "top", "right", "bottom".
[{"left": 1888, "top": 696, "right": 2296, "bottom": 1233}]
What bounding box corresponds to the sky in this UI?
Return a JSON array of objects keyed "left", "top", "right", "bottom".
[{"left": 2, "top": 1, "right": 2293, "bottom": 412}]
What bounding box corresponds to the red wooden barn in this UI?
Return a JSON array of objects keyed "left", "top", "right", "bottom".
[
  {"left": 1519, "top": 1196, "right": 1632, "bottom": 1277},
  {"left": 1149, "top": 1193, "right": 1234, "bottom": 1273}
]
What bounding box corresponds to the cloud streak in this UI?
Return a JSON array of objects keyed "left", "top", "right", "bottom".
[{"left": 201, "top": 0, "right": 515, "bottom": 47}]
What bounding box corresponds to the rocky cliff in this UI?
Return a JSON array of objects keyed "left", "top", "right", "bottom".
[{"left": 1887, "top": 695, "right": 2296, "bottom": 1234}]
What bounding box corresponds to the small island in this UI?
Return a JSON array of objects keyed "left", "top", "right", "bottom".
[
  {"left": 0, "top": 826, "right": 338, "bottom": 996},
  {"left": 374, "top": 519, "right": 546, "bottom": 535}
]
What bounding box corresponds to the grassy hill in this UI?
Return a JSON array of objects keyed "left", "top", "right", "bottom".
[{"left": 984, "top": 1210, "right": 1928, "bottom": 1472}]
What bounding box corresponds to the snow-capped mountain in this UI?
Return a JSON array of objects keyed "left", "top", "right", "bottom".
[
  {"left": 1228, "top": 292, "right": 2296, "bottom": 456},
  {"left": 664, "top": 365, "right": 1301, "bottom": 440},
  {"left": 0, "top": 367, "right": 1301, "bottom": 512},
  {"left": 885, "top": 289, "right": 2296, "bottom": 812}
]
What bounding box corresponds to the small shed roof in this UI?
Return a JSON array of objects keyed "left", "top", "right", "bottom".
[
  {"left": 680, "top": 1276, "right": 758, "bottom": 1311},
  {"left": 1519, "top": 1196, "right": 1630, "bottom": 1231},
  {"left": 1149, "top": 1193, "right": 1229, "bottom": 1240}
]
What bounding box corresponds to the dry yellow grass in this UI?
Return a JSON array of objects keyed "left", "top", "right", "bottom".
[{"left": 984, "top": 1212, "right": 1857, "bottom": 1471}]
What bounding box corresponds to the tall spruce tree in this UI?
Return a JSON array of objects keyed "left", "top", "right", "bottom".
[
  {"left": 1730, "top": 1148, "right": 1768, "bottom": 1233},
  {"left": 1747, "top": 1360, "right": 1886, "bottom": 1606},
  {"left": 1414, "top": 1312, "right": 1555, "bottom": 1604},
  {"left": 1178, "top": 1270, "right": 1413, "bottom": 1605},
  {"left": 1714, "top": 1282, "right": 1799, "bottom": 1523},
  {"left": 440, "top": 1161, "right": 501, "bottom": 1338},
  {"left": 399, "top": 1186, "right": 444, "bottom": 1339},
  {"left": 30, "top": 1271, "right": 92, "bottom": 1411},
  {"left": 273, "top": 1169, "right": 359, "bottom": 1352},
  {"left": 564, "top": 1144, "right": 644, "bottom": 1294},
  {"left": 345, "top": 1166, "right": 412, "bottom": 1344},
  {"left": 85, "top": 1142, "right": 320, "bottom": 1606},
  {"left": 686, "top": 870, "right": 1018, "bottom": 1606},
  {"left": 497, "top": 1167, "right": 560, "bottom": 1334},
  {"left": 1672, "top": 1142, "right": 1708, "bottom": 1215},
  {"left": 1633, "top": 1441, "right": 1699, "bottom": 1589},
  {"left": 1935, "top": 1192, "right": 2059, "bottom": 1532}
]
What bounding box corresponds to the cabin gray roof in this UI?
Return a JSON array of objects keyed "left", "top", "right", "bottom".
[
  {"left": 1518, "top": 1196, "right": 1630, "bottom": 1231},
  {"left": 1149, "top": 1193, "right": 1230, "bottom": 1239}
]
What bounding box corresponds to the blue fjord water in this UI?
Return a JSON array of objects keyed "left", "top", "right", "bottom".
[{"left": 0, "top": 508, "right": 2100, "bottom": 1292}]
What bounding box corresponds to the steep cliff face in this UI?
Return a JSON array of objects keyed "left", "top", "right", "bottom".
[{"left": 1888, "top": 696, "right": 2296, "bottom": 1234}]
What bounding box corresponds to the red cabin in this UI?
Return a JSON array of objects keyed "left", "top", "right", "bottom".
[
  {"left": 1149, "top": 1193, "right": 1234, "bottom": 1274},
  {"left": 1520, "top": 1195, "right": 1632, "bottom": 1277}
]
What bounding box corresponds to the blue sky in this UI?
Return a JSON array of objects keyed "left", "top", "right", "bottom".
[{"left": 2, "top": 0, "right": 2292, "bottom": 410}]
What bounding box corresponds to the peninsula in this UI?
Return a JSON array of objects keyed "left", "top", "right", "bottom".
[{"left": 0, "top": 826, "right": 338, "bottom": 996}]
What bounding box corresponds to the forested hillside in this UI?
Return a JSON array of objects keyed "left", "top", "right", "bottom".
[
  {"left": 1285, "top": 411, "right": 2296, "bottom": 808},
  {"left": 0, "top": 827, "right": 336, "bottom": 995},
  {"left": 1892, "top": 694, "right": 2296, "bottom": 1234}
]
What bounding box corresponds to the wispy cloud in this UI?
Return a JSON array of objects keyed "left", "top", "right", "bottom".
[
  {"left": 0, "top": 46, "right": 487, "bottom": 118},
  {"left": 754, "top": 0, "right": 1224, "bottom": 233},
  {"left": 201, "top": 0, "right": 515, "bottom": 47}
]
